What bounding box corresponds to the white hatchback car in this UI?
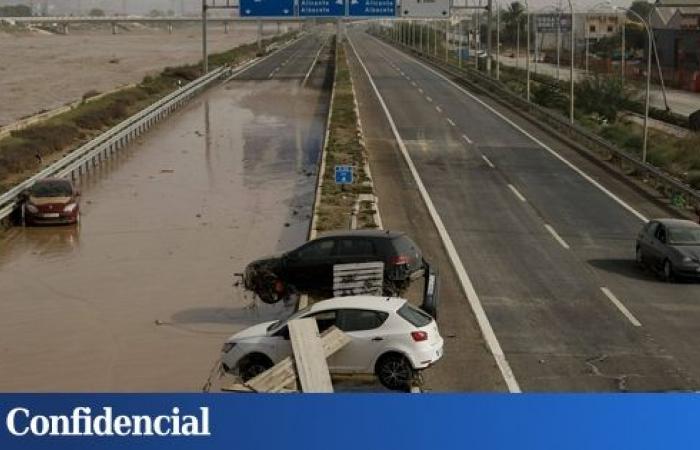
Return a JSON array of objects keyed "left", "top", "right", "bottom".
[{"left": 221, "top": 296, "right": 444, "bottom": 391}]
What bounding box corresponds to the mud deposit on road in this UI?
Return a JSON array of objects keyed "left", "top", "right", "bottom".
[
  {"left": 0, "top": 77, "right": 328, "bottom": 391},
  {"left": 0, "top": 23, "right": 291, "bottom": 126}
]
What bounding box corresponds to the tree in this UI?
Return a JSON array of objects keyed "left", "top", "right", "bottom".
[
  {"left": 149, "top": 9, "right": 164, "bottom": 17},
  {"left": 501, "top": 2, "right": 527, "bottom": 47},
  {"left": 89, "top": 8, "right": 105, "bottom": 17},
  {"left": 629, "top": 0, "right": 654, "bottom": 21},
  {"left": 0, "top": 4, "right": 32, "bottom": 17}
]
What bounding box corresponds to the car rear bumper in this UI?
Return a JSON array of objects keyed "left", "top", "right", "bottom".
[{"left": 411, "top": 339, "right": 445, "bottom": 370}]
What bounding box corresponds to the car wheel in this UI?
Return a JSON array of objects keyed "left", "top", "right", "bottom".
[
  {"left": 635, "top": 247, "right": 644, "bottom": 267},
  {"left": 376, "top": 353, "right": 415, "bottom": 392},
  {"left": 662, "top": 259, "right": 675, "bottom": 283},
  {"left": 239, "top": 354, "right": 273, "bottom": 382}
]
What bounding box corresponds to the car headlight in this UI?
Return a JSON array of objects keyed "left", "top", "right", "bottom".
[
  {"left": 63, "top": 203, "right": 77, "bottom": 213},
  {"left": 25, "top": 203, "right": 38, "bottom": 213},
  {"left": 221, "top": 342, "right": 236, "bottom": 354}
]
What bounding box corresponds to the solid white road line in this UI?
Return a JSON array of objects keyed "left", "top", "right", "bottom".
[
  {"left": 302, "top": 40, "right": 325, "bottom": 86},
  {"left": 446, "top": 118, "right": 456, "bottom": 127},
  {"left": 462, "top": 134, "right": 473, "bottom": 144},
  {"left": 600, "top": 287, "right": 642, "bottom": 327},
  {"left": 544, "top": 224, "right": 570, "bottom": 250},
  {"left": 370, "top": 34, "right": 649, "bottom": 223},
  {"left": 481, "top": 154, "right": 495, "bottom": 168},
  {"left": 508, "top": 184, "right": 527, "bottom": 202},
  {"left": 348, "top": 33, "right": 521, "bottom": 393}
]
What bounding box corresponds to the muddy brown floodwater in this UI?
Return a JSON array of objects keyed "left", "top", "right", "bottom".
[
  {"left": 0, "top": 62, "right": 329, "bottom": 390},
  {"left": 0, "top": 23, "right": 294, "bottom": 127}
]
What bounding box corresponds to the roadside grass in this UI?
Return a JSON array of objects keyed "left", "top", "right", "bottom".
[
  {"left": 0, "top": 31, "right": 298, "bottom": 192},
  {"left": 315, "top": 38, "right": 377, "bottom": 232}
]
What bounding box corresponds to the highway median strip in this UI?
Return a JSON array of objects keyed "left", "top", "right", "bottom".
[{"left": 310, "top": 36, "right": 381, "bottom": 236}]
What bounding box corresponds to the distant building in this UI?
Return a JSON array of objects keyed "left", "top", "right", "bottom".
[
  {"left": 652, "top": 0, "right": 700, "bottom": 91},
  {"left": 583, "top": 13, "right": 623, "bottom": 41}
]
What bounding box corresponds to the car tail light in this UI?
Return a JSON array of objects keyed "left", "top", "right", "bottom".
[
  {"left": 391, "top": 255, "right": 411, "bottom": 265},
  {"left": 411, "top": 331, "right": 428, "bottom": 342}
]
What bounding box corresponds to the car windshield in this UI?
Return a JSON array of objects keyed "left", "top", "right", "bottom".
[
  {"left": 266, "top": 305, "right": 312, "bottom": 333},
  {"left": 668, "top": 227, "right": 700, "bottom": 245},
  {"left": 30, "top": 180, "right": 72, "bottom": 197}
]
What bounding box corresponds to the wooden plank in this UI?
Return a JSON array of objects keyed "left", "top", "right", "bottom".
[
  {"left": 320, "top": 326, "right": 351, "bottom": 357},
  {"left": 246, "top": 357, "right": 297, "bottom": 393},
  {"left": 289, "top": 318, "right": 334, "bottom": 393}
]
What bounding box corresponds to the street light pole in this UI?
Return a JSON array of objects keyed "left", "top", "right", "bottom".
[
  {"left": 621, "top": 14, "right": 626, "bottom": 81},
  {"left": 487, "top": 0, "right": 493, "bottom": 74},
  {"left": 201, "top": 0, "right": 208, "bottom": 74},
  {"left": 496, "top": 2, "right": 500, "bottom": 79},
  {"left": 526, "top": 0, "right": 531, "bottom": 102},
  {"left": 567, "top": 0, "right": 575, "bottom": 124},
  {"left": 616, "top": 6, "right": 652, "bottom": 163}
]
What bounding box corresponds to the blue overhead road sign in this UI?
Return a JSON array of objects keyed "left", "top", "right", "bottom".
[
  {"left": 349, "top": 0, "right": 396, "bottom": 16},
  {"left": 240, "top": 0, "right": 294, "bottom": 17},
  {"left": 299, "top": 0, "right": 345, "bottom": 16}
]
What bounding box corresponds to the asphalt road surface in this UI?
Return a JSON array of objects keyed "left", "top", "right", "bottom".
[
  {"left": 347, "top": 28, "right": 700, "bottom": 392},
  {"left": 0, "top": 32, "right": 331, "bottom": 391}
]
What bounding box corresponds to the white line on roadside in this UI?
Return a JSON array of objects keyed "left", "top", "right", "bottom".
[
  {"left": 435, "top": 106, "right": 442, "bottom": 113},
  {"left": 600, "top": 287, "right": 642, "bottom": 327},
  {"left": 426, "top": 96, "right": 433, "bottom": 102},
  {"left": 411, "top": 81, "right": 417, "bottom": 87},
  {"left": 370, "top": 34, "right": 649, "bottom": 223},
  {"left": 481, "top": 154, "right": 495, "bottom": 168},
  {"left": 347, "top": 32, "right": 521, "bottom": 394},
  {"left": 446, "top": 118, "right": 456, "bottom": 127},
  {"left": 418, "top": 88, "right": 424, "bottom": 94},
  {"left": 302, "top": 40, "right": 325, "bottom": 86},
  {"left": 462, "top": 134, "right": 473, "bottom": 144},
  {"left": 508, "top": 184, "right": 527, "bottom": 202},
  {"left": 544, "top": 224, "right": 570, "bottom": 250}
]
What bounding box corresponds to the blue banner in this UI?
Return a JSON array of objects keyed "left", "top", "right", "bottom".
[
  {"left": 1, "top": 394, "right": 700, "bottom": 450},
  {"left": 239, "top": 0, "right": 294, "bottom": 17}
]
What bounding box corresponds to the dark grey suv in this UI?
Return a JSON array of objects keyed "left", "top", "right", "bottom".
[
  {"left": 243, "top": 230, "right": 438, "bottom": 315},
  {"left": 636, "top": 219, "right": 700, "bottom": 281}
]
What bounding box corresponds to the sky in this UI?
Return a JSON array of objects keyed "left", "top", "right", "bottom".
[{"left": 0, "top": 0, "right": 646, "bottom": 15}]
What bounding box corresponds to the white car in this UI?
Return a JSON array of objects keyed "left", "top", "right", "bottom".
[{"left": 221, "top": 296, "right": 443, "bottom": 391}]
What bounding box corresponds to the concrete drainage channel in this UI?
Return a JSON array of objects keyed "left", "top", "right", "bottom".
[{"left": 0, "top": 34, "right": 303, "bottom": 226}]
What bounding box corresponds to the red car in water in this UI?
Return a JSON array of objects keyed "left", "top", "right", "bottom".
[{"left": 22, "top": 178, "right": 81, "bottom": 225}]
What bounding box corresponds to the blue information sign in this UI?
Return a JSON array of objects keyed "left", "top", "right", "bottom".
[
  {"left": 335, "top": 165, "right": 353, "bottom": 184},
  {"left": 349, "top": 0, "right": 396, "bottom": 16},
  {"left": 298, "top": 0, "right": 345, "bottom": 16},
  {"left": 240, "top": 0, "right": 294, "bottom": 17}
]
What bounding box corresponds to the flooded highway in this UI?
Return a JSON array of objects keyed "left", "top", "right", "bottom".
[{"left": 0, "top": 33, "right": 331, "bottom": 391}]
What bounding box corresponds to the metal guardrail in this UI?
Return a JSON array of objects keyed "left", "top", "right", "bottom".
[
  {"left": 376, "top": 33, "right": 700, "bottom": 212},
  {"left": 0, "top": 61, "right": 246, "bottom": 223}
]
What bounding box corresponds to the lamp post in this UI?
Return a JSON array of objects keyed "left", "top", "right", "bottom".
[
  {"left": 614, "top": 5, "right": 653, "bottom": 163},
  {"left": 566, "top": 0, "right": 575, "bottom": 124},
  {"left": 496, "top": 1, "right": 500, "bottom": 79},
  {"left": 525, "top": 0, "right": 531, "bottom": 102}
]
